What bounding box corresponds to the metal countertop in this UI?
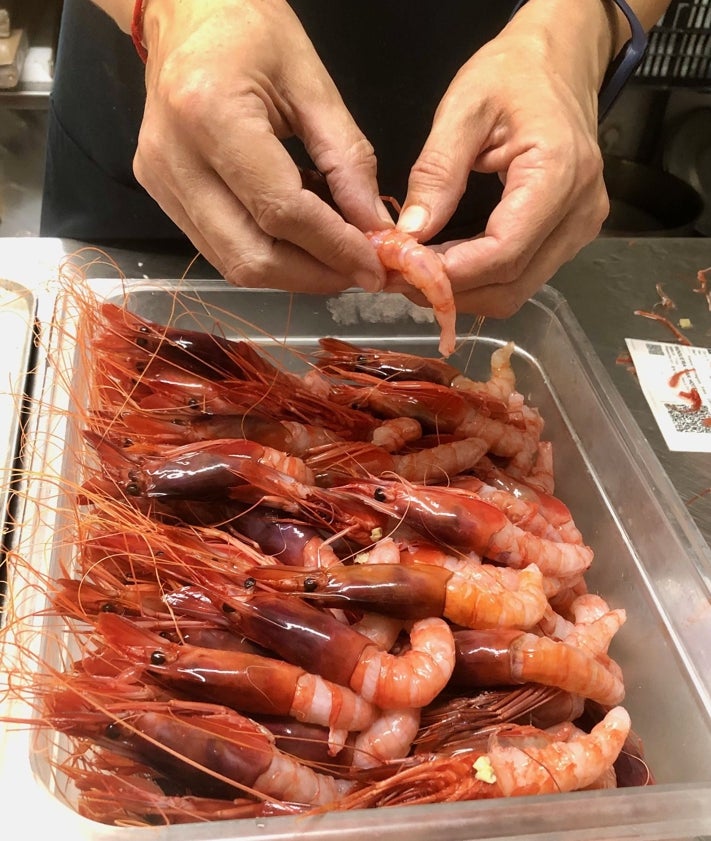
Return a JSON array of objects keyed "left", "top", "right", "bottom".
[{"left": 2, "top": 235, "right": 711, "bottom": 550}]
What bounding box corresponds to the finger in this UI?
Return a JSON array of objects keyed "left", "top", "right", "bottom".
[
  {"left": 135, "top": 144, "right": 361, "bottom": 295},
  {"left": 296, "top": 103, "right": 394, "bottom": 232},
  {"left": 397, "top": 93, "right": 494, "bottom": 241},
  {"left": 448, "top": 207, "right": 606, "bottom": 318},
  {"left": 442, "top": 152, "right": 607, "bottom": 291},
  {"left": 193, "top": 107, "right": 386, "bottom": 291}
]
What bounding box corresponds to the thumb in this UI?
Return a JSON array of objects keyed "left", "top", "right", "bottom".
[{"left": 398, "top": 106, "right": 492, "bottom": 241}]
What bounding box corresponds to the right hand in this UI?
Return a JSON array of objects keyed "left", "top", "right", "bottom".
[{"left": 135, "top": 0, "right": 390, "bottom": 293}]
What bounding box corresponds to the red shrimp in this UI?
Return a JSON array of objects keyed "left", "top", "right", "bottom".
[
  {"left": 366, "top": 229, "right": 457, "bottom": 358},
  {"left": 317, "top": 337, "right": 520, "bottom": 406},
  {"left": 305, "top": 436, "right": 489, "bottom": 486},
  {"left": 336, "top": 478, "right": 594, "bottom": 577},
  {"left": 45, "top": 693, "right": 355, "bottom": 807},
  {"left": 96, "top": 408, "right": 342, "bottom": 455},
  {"left": 488, "top": 706, "right": 631, "bottom": 796},
  {"left": 474, "top": 456, "right": 582, "bottom": 543},
  {"left": 451, "top": 628, "right": 625, "bottom": 706},
  {"left": 317, "top": 337, "right": 464, "bottom": 385},
  {"left": 66, "top": 769, "right": 291, "bottom": 825},
  {"left": 90, "top": 302, "right": 291, "bottom": 384},
  {"left": 450, "top": 474, "right": 582, "bottom": 545},
  {"left": 92, "top": 613, "right": 378, "bottom": 739},
  {"left": 81, "top": 434, "right": 315, "bottom": 502},
  {"left": 352, "top": 708, "right": 421, "bottom": 769},
  {"left": 334, "top": 706, "right": 629, "bottom": 808},
  {"left": 248, "top": 561, "right": 548, "bottom": 630},
  {"left": 216, "top": 590, "right": 455, "bottom": 709}
]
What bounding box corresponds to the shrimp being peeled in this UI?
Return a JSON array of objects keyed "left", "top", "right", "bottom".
[{"left": 367, "top": 228, "right": 457, "bottom": 358}]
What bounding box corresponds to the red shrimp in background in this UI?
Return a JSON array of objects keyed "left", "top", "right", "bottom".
[
  {"left": 247, "top": 561, "right": 548, "bottom": 630},
  {"left": 317, "top": 337, "right": 518, "bottom": 404},
  {"left": 334, "top": 478, "right": 594, "bottom": 578},
  {"left": 43, "top": 692, "right": 356, "bottom": 807},
  {"left": 212, "top": 589, "right": 455, "bottom": 710},
  {"left": 366, "top": 229, "right": 457, "bottom": 358},
  {"left": 90, "top": 612, "right": 379, "bottom": 743},
  {"left": 450, "top": 627, "right": 625, "bottom": 706},
  {"left": 329, "top": 706, "right": 631, "bottom": 809}
]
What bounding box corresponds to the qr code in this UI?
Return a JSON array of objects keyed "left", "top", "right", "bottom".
[
  {"left": 664, "top": 403, "right": 711, "bottom": 433},
  {"left": 645, "top": 343, "right": 664, "bottom": 355}
]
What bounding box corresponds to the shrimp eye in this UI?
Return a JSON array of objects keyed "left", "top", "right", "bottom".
[
  {"left": 135, "top": 336, "right": 149, "bottom": 348},
  {"left": 150, "top": 650, "right": 167, "bottom": 666},
  {"left": 105, "top": 722, "right": 121, "bottom": 739},
  {"left": 100, "top": 602, "right": 117, "bottom": 613},
  {"left": 222, "top": 603, "right": 236, "bottom": 614},
  {"left": 374, "top": 487, "right": 388, "bottom": 502},
  {"left": 357, "top": 355, "right": 368, "bottom": 364},
  {"left": 122, "top": 438, "right": 134, "bottom": 448},
  {"left": 171, "top": 418, "right": 186, "bottom": 426},
  {"left": 135, "top": 361, "right": 147, "bottom": 372},
  {"left": 303, "top": 577, "right": 318, "bottom": 593},
  {"left": 125, "top": 482, "right": 141, "bottom": 496},
  {"left": 244, "top": 577, "right": 256, "bottom": 590},
  {"left": 187, "top": 398, "right": 200, "bottom": 408}
]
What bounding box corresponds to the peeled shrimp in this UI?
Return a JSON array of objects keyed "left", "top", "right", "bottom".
[
  {"left": 489, "top": 706, "right": 631, "bottom": 796},
  {"left": 367, "top": 228, "right": 456, "bottom": 357}
]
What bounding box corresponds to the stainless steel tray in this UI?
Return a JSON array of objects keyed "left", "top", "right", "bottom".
[
  {"left": 1, "top": 278, "right": 710, "bottom": 840},
  {"left": 0, "top": 278, "right": 35, "bottom": 554}
]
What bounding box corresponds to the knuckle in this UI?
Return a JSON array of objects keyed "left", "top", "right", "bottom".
[
  {"left": 408, "top": 148, "right": 457, "bottom": 189},
  {"left": 252, "top": 197, "right": 298, "bottom": 238},
  {"left": 222, "top": 249, "right": 272, "bottom": 288},
  {"left": 163, "top": 70, "right": 211, "bottom": 128}
]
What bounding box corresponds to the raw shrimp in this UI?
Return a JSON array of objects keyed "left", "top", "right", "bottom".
[
  {"left": 93, "top": 612, "right": 379, "bottom": 740},
  {"left": 305, "top": 436, "right": 489, "bottom": 486},
  {"left": 82, "top": 435, "right": 315, "bottom": 502},
  {"left": 451, "top": 628, "right": 625, "bottom": 706},
  {"left": 352, "top": 708, "right": 421, "bottom": 769},
  {"left": 317, "top": 337, "right": 520, "bottom": 407},
  {"left": 219, "top": 590, "right": 455, "bottom": 709},
  {"left": 336, "top": 478, "right": 594, "bottom": 577},
  {"left": 366, "top": 229, "right": 457, "bottom": 358},
  {"left": 451, "top": 475, "right": 582, "bottom": 545},
  {"left": 474, "top": 456, "right": 582, "bottom": 544},
  {"left": 488, "top": 706, "right": 631, "bottom": 796},
  {"left": 46, "top": 693, "right": 355, "bottom": 807},
  {"left": 248, "top": 561, "right": 548, "bottom": 630}
]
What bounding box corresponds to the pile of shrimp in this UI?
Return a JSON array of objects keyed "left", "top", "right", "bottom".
[{"left": 0, "top": 269, "right": 652, "bottom": 827}]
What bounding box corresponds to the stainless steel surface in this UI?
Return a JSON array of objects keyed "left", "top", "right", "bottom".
[
  {"left": 1, "top": 274, "right": 710, "bottom": 839},
  {"left": 0, "top": 277, "right": 34, "bottom": 551},
  {"left": 551, "top": 237, "right": 711, "bottom": 549}
]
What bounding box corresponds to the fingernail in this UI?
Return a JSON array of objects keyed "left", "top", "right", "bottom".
[
  {"left": 374, "top": 197, "right": 396, "bottom": 226},
  {"left": 397, "top": 205, "right": 429, "bottom": 234},
  {"left": 355, "top": 270, "right": 382, "bottom": 293}
]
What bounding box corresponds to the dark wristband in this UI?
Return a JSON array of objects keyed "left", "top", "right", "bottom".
[{"left": 509, "top": 0, "right": 648, "bottom": 119}]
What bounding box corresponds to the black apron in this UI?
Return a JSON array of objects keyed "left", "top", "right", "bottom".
[{"left": 41, "top": 0, "right": 513, "bottom": 244}]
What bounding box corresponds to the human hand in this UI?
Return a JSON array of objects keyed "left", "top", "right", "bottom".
[
  {"left": 392, "top": 0, "right": 617, "bottom": 317},
  {"left": 134, "top": 0, "right": 391, "bottom": 293}
]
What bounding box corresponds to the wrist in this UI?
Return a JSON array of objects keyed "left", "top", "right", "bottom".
[{"left": 508, "top": 0, "right": 620, "bottom": 89}]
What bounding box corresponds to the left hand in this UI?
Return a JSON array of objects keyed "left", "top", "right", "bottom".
[{"left": 391, "top": 0, "right": 615, "bottom": 317}]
